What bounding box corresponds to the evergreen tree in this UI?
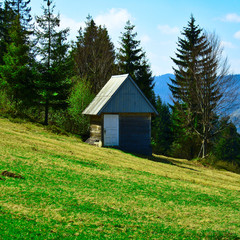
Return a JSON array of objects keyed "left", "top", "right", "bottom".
[
  {"left": 118, "top": 20, "right": 155, "bottom": 104},
  {"left": 169, "top": 15, "right": 212, "bottom": 158},
  {"left": 0, "top": 1, "right": 16, "bottom": 65},
  {"left": 169, "top": 15, "right": 209, "bottom": 129},
  {"left": 170, "top": 104, "right": 201, "bottom": 159},
  {"left": 73, "top": 16, "right": 116, "bottom": 94},
  {"left": 35, "top": 0, "right": 71, "bottom": 125},
  {"left": 7, "top": 0, "right": 32, "bottom": 30},
  {"left": 118, "top": 20, "right": 143, "bottom": 80},
  {"left": 1, "top": 0, "right": 33, "bottom": 59},
  {"left": 0, "top": 14, "right": 35, "bottom": 107},
  {"left": 152, "top": 96, "right": 173, "bottom": 154},
  {"left": 0, "top": 1, "right": 4, "bottom": 65},
  {"left": 0, "top": 1, "right": 3, "bottom": 41},
  {"left": 169, "top": 15, "right": 234, "bottom": 158},
  {"left": 0, "top": 0, "right": 35, "bottom": 110},
  {"left": 214, "top": 119, "right": 240, "bottom": 163},
  {"left": 136, "top": 54, "right": 155, "bottom": 104}
]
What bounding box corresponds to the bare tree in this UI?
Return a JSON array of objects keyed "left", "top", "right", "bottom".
[
  {"left": 193, "top": 32, "right": 238, "bottom": 158},
  {"left": 73, "top": 16, "right": 116, "bottom": 94}
]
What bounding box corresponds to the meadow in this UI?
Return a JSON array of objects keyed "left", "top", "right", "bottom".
[{"left": 0, "top": 117, "right": 239, "bottom": 239}]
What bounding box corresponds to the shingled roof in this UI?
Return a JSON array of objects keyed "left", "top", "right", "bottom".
[{"left": 82, "top": 74, "right": 158, "bottom": 115}]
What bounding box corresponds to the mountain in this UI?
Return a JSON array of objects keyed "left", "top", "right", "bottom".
[
  {"left": 154, "top": 74, "right": 240, "bottom": 131},
  {"left": 153, "top": 73, "right": 174, "bottom": 104}
]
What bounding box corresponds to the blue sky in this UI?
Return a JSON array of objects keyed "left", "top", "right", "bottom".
[{"left": 30, "top": 0, "right": 240, "bottom": 76}]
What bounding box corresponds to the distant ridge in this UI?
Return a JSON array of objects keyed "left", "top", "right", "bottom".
[
  {"left": 154, "top": 74, "right": 240, "bottom": 104},
  {"left": 153, "top": 74, "right": 174, "bottom": 103},
  {"left": 154, "top": 74, "right": 240, "bottom": 131}
]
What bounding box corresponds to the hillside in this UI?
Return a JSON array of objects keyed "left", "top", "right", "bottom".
[{"left": 0, "top": 117, "right": 240, "bottom": 239}]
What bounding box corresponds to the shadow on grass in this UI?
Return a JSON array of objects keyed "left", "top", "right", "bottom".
[
  {"left": 127, "top": 152, "right": 200, "bottom": 172},
  {"left": 102, "top": 146, "right": 200, "bottom": 172}
]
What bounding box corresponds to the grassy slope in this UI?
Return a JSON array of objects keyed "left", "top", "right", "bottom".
[{"left": 0, "top": 117, "right": 239, "bottom": 240}]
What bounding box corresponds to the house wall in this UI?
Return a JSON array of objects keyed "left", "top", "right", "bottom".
[
  {"left": 119, "top": 113, "right": 152, "bottom": 155},
  {"left": 88, "top": 113, "right": 152, "bottom": 155},
  {"left": 88, "top": 115, "right": 103, "bottom": 146},
  {"left": 101, "top": 79, "right": 154, "bottom": 113}
]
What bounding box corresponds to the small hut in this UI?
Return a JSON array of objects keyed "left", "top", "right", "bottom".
[{"left": 82, "top": 74, "right": 158, "bottom": 155}]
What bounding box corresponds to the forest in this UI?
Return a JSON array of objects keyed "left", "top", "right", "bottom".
[{"left": 0, "top": 0, "right": 240, "bottom": 172}]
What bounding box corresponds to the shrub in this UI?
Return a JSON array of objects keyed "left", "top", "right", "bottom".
[
  {"left": 0, "top": 89, "right": 15, "bottom": 113},
  {"left": 213, "top": 123, "right": 240, "bottom": 163},
  {"left": 52, "top": 77, "right": 94, "bottom": 138},
  {"left": 169, "top": 135, "right": 201, "bottom": 160}
]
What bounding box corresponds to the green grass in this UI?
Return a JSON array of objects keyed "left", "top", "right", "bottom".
[{"left": 0, "top": 117, "right": 240, "bottom": 239}]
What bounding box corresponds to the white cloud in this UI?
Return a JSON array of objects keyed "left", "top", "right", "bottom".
[
  {"left": 229, "top": 58, "right": 240, "bottom": 74},
  {"left": 141, "top": 35, "right": 151, "bottom": 44},
  {"left": 220, "top": 41, "right": 235, "bottom": 48},
  {"left": 59, "top": 15, "right": 85, "bottom": 41},
  {"left": 59, "top": 9, "right": 132, "bottom": 42},
  {"left": 56, "top": 9, "right": 132, "bottom": 46},
  {"left": 95, "top": 8, "right": 132, "bottom": 31},
  {"left": 158, "top": 25, "right": 179, "bottom": 35},
  {"left": 234, "top": 31, "right": 240, "bottom": 40},
  {"left": 222, "top": 13, "right": 240, "bottom": 22},
  {"left": 93, "top": 8, "right": 133, "bottom": 49}
]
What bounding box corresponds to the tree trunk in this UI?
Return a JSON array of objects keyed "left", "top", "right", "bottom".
[
  {"left": 202, "top": 122, "right": 207, "bottom": 158},
  {"left": 202, "top": 138, "right": 206, "bottom": 158},
  {"left": 44, "top": 99, "right": 49, "bottom": 125}
]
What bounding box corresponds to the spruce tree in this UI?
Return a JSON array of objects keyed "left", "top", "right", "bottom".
[
  {"left": 7, "top": 0, "right": 32, "bottom": 30},
  {"left": 169, "top": 16, "right": 234, "bottom": 158},
  {"left": 118, "top": 21, "right": 155, "bottom": 104},
  {"left": 0, "top": 1, "right": 4, "bottom": 65},
  {"left": 136, "top": 54, "right": 155, "bottom": 104},
  {"left": 214, "top": 120, "right": 240, "bottom": 163},
  {"left": 0, "top": 14, "right": 35, "bottom": 107},
  {"left": 169, "top": 16, "right": 209, "bottom": 126},
  {"left": 0, "top": 0, "right": 35, "bottom": 109},
  {"left": 0, "top": 1, "right": 3, "bottom": 40},
  {"left": 35, "top": 0, "right": 71, "bottom": 125},
  {"left": 0, "top": 1, "right": 16, "bottom": 65},
  {"left": 118, "top": 20, "right": 143, "bottom": 80},
  {"left": 73, "top": 16, "right": 116, "bottom": 94},
  {"left": 152, "top": 96, "right": 173, "bottom": 154}
]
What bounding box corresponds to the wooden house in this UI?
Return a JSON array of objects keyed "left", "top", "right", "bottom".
[{"left": 82, "top": 74, "right": 158, "bottom": 155}]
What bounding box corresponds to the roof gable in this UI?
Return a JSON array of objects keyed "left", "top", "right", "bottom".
[{"left": 83, "top": 74, "right": 158, "bottom": 115}]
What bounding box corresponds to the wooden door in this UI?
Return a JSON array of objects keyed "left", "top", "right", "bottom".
[{"left": 104, "top": 114, "right": 119, "bottom": 146}]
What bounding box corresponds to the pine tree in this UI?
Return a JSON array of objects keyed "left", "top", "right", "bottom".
[
  {"left": 35, "top": 0, "right": 71, "bottom": 125},
  {"left": 7, "top": 0, "right": 32, "bottom": 30},
  {"left": 136, "top": 54, "right": 155, "bottom": 104},
  {"left": 118, "top": 21, "right": 155, "bottom": 104},
  {"left": 118, "top": 20, "right": 143, "bottom": 80},
  {"left": 214, "top": 120, "right": 240, "bottom": 162},
  {"left": 169, "top": 15, "right": 234, "bottom": 158},
  {"left": 0, "top": 14, "right": 35, "bottom": 107},
  {"left": 152, "top": 96, "right": 173, "bottom": 154},
  {"left": 0, "top": 0, "right": 35, "bottom": 109},
  {"left": 0, "top": 1, "right": 4, "bottom": 65},
  {"left": 51, "top": 29, "right": 73, "bottom": 81},
  {"left": 169, "top": 16, "right": 213, "bottom": 158},
  {"left": 169, "top": 16, "right": 209, "bottom": 127},
  {"left": 73, "top": 16, "right": 116, "bottom": 94},
  {"left": 0, "top": 1, "right": 3, "bottom": 40},
  {"left": 0, "top": 1, "right": 16, "bottom": 65}
]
